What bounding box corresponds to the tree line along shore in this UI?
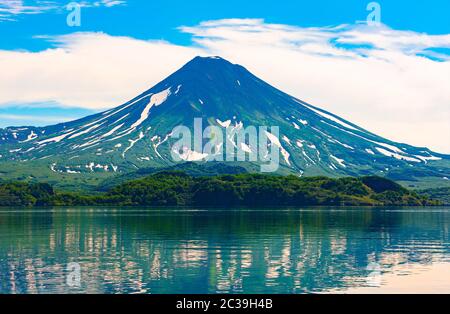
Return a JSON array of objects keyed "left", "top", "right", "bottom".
[{"left": 0, "top": 172, "right": 441, "bottom": 207}]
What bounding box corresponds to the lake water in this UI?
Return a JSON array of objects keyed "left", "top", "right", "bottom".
[{"left": 0, "top": 207, "right": 449, "bottom": 294}]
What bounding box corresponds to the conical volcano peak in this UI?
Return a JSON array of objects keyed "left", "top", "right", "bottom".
[
  {"left": 1, "top": 55, "right": 448, "bottom": 190},
  {"left": 187, "top": 56, "right": 232, "bottom": 66},
  {"left": 159, "top": 55, "right": 252, "bottom": 94},
  {"left": 178, "top": 56, "right": 244, "bottom": 75}
]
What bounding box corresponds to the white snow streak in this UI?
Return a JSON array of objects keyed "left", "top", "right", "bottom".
[
  {"left": 122, "top": 131, "right": 144, "bottom": 158},
  {"left": 217, "top": 119, "right": 232, "bottom": 128},
  {"left": 129, "top": 87, "right": 171, "bottom": 130},
  {"left": 37, "top": 130, "right": 75, "bottom": 144},
  {"left": 265, "top": 131, "right": 291, "bottom": 166},
  {"left": 295, "top": 98, "right": 359, "bottom": 131},
  {"left": 375, "top": 147, "right": 422, "bottom": 162},
  {"left": 21, "top": 131, "right": 37, "bottom": 143},
  {"left": 69, "top": 123, "right": 103, "bottom": 139},
  {"left": 172, "top": 147, "right": 209, "bottom": 161},
  {"left": 330, "top": 155, "right": 346, "bottom": 168},
  {"left": 282, "top": 136, "right": 292, "bottom": 146}
]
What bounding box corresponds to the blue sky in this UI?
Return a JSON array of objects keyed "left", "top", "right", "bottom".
[
  {"left": 2, "top": 0, "right": 450, "bottom": 51},
  {"left": 1, "top": 0, "right": 450, "bottom": 152}
]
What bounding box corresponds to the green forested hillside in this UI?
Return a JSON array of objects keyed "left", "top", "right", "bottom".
[
  {"left": 419, "top": 187, "right": 450, "bottom": 205},
  {"left": 97, "top": 162, "right": 252, "bottom": 191},
  {"left": 0, "top": 173, "right": 440, "bottom": 207},
  {"left": 0, "top": 182, "right": 55, "bottom": 206}
]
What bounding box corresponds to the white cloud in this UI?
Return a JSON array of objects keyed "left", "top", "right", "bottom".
[
  {"left": 0, "top": 19, "right": 449, "bottom": 154},
  {"left": 0, "top": 113, "right": 76, "bottom": 123},
  {"left": 78, "top": 0, "right": 126, "bottom": 8},
  {"left": 96, "top": 0, "right": 125, "bottom": 7},
  {"left": 181, "top": 20, "right": 450, "bottom": 153},
  {"left": 0, "top": 32, "right": 201, "bottom": 109},
  {"left": 0, "top": 0, "right": 125, "bottom": 21},
  {"left": 0, "top": 0, "right": 58, "bottom": 20}
]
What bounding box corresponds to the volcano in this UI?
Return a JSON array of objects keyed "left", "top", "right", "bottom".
[{"left": 1, "top": 56, "right": 449, "bottom": 189}]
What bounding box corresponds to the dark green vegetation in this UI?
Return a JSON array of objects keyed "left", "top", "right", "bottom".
[
  {"left": 0, "top": 182, "right": 54, "bottom": 207},
  {"left": 419, "top": 187, "right": 450, "bottom": 205},
  {"left": 97, "top": 162, "right": 253, "bottom": 191},
  {"left": 0, "top": 173, "right": 440, "bottom": 207}
]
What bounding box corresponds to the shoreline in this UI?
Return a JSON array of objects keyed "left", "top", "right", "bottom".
[{"left": 1, "top": 205, "right": 450, "bottom": 211}]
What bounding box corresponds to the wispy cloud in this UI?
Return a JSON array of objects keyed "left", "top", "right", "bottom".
[
  {"left": 180, "top": 19, "right": 450, "bottom": 60},
  {"left": 0, "top": 0, "right": 57, "bottom": 20},
  {"left": 0, "top": 113, "right": 76, "bottom": 122},
  {"left": 96, "top": 0, "right": 125, "bottom": 7},
  {"left": 77, "top": 0, "right": 126, "bottom": 8},
  {"left": 180, "top": 19, "right": 450, "bottom": 153},
  {"left": 0, "top": 0, "right": 125, "bottom": 21},
  {"left": 0, "top": 19, "right": 449, "bottom": 153}
]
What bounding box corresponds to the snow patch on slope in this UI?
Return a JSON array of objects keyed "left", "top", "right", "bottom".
[
  {"left": 153, "top": 132, "right": 173, "bottom": 158},
  {"left": 414, "top": 155, "right": 442, "bottom": 163},
  {"left": 282, "top": 136, "right": 292, "bottom": 146},
  {"left": 130, "top": 87, "right": 171, "bottom": 130},
  {"left": 21, "top": 131, "right": 38, "bottom": 143},
  {"left": 322, "top": 120, "right": 429, "bottom": 163},
  {"left": 37, "top": 129, "right": 75, "bottom": 144},
  {"left": 172, "top": 147, "right": 209, "bottom": 161},
  {"left": 77, "top": 123, "right": 124, "bottom": 149},
  {"left": 294, "top": 98, "right": 360, "bottom": 132},
  {"left": 122, "top": 131, "right": 144, "bottom": 158},
  {"left": 298, "top": 119, "right": 308, "bottom": 126},
  {"left": 265, "top": 131, "right": 291, "bottom": 166},
  {"left": 330, "top": 155, "right": 346, "bottom": 168},
  {"left": 217, "top": 119, "right": 232, "bottom": 128},
  {"left": 375, "top": 147, "right": 421, "bottom": 163},
  {"left": 69, "top": 123, "right": 103, "bottom": 139}
]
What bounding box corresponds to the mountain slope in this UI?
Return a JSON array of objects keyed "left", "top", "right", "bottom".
[{"left": 0, "top": 56, "right": 449, "bottom": 189}]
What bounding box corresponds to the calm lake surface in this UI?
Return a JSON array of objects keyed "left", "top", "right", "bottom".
[{"left": 0, "top": 207, "right": 449, "bottom": 294}]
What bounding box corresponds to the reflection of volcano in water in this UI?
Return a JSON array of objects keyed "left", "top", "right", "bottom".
[{"left": 0, "top": 208, "right": 449, "bottom": 293}]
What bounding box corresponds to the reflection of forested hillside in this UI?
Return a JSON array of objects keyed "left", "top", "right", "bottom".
[{"left": 0, "top": 208, "right": 449, "bottom": 293}]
